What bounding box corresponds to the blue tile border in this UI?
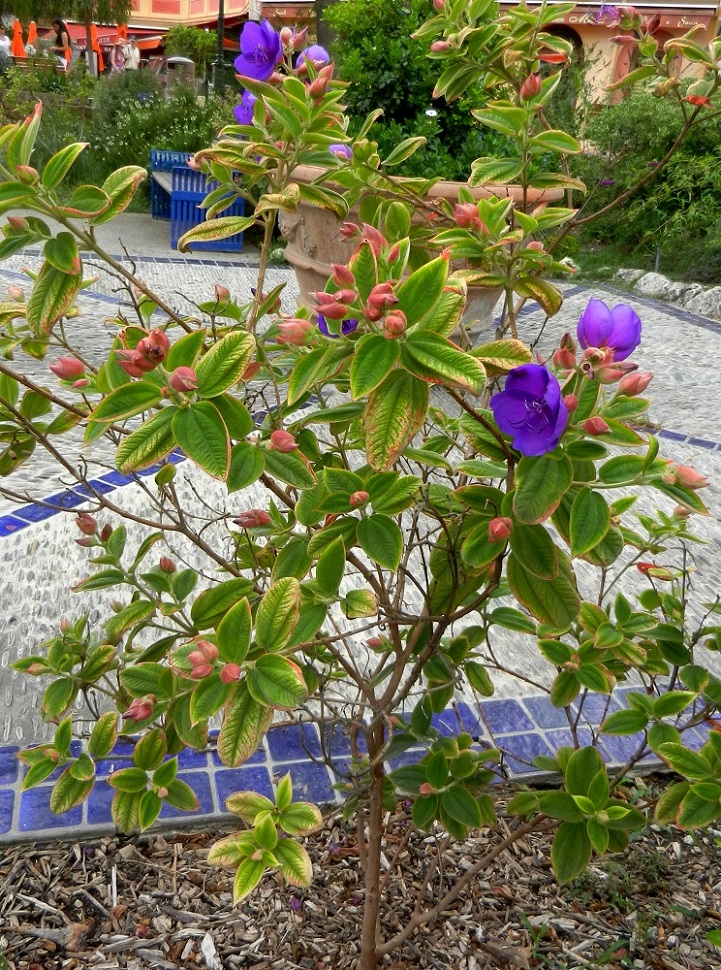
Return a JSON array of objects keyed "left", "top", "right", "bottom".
[{"left": 0, "top": 686, "right": 686, "bottom": 844}]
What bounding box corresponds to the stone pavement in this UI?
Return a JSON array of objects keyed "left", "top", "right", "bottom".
[{"left": 0, "top": 211, "right": 719, "bottom": 844}]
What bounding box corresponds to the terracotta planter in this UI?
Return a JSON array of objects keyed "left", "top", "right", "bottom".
[{"left": 279, "top": 166, "right": 563, "bottom": 333}]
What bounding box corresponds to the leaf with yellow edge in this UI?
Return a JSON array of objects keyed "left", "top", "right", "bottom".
[
  {"left": 364, "top": 370, "right": 428, "bottom": 471},
  {"left": 274, "top": 839, "right": 313, "bottom": 887}
]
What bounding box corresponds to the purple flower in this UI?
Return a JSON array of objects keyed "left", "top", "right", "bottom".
[
  {"left": 318, "top": 314, "right": 358, "bottom": 337},
  {"left": 576, "top": 298, "right": 642, "bottom": 361},
  {"left": 490, "top": 364, "right": 568, "bottom": 457},
  {"left": 329, "top": 144, "right": 352, "bottom": 159},
  {"left": 598, "top": 178, "right": 615, "bottom": 187},
  {"left": 297, "top": 44, "right": 330, "bottom": 67},
  {"left": 594, "top": 4, "right": 619, "bottom": 22},
  {"left": 234, "top": 19, "right": 282, "bottom": 81},
  {"left": 233, "top": 89, "right": 258, "bottom": 125}
]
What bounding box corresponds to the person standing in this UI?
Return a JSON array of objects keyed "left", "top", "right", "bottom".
[
  {"left": 51, "top": 18, "right": 72, "bottom": 69},
  {"left": 0, "top": 24, "right": 12, "bottom": 56},
  {"left": 110, "top": 40, "right": 125, "bottom": 74},
  {"left": 124, "top": 34, "right": 140, "bottom": 70}
]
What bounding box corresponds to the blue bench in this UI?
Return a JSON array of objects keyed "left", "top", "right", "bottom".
[{"left": 150, "top": 149, "right": 192, "bottom": 220}]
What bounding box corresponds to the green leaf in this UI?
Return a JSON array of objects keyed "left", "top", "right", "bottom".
[
  {"left": 508, "top": 523, "right": 558, "bottom": 580},
  {"left": 599, "top": 709, "right": 649, "bottom": 735},
  {"left": 214, "top": 395, "right": 254, "bottom": 439},
  {"left": 464, "top": 660, "right": 494, "bottom": 697},
  {"left": 552, "top": 821, "right": 592, "bottom": 883},
  {"left": 90, "top": 381, "right": 162, "bottom": 425},
  {"left": 507, "top": 552, "right": 580, "bottom": 632},
  {"left": 233, "top": 856, "right": 266, "bottom": 902},
  {"left": 247, "top": 655, "right": 309, "bottom": 709},
  {"left": 111, "top": 790, "right": 143, "bottom": 831},
  {"left": 513, "top": 454, "right": 573, "bottom": 523},
  {"left": 570, "top": 488, "right": 610, "bottom": 558},
  {"left": 108, "top": 767, "right": 149, "bottom": 793},
  {"left": 278, "top": 801, "right": 323, "bottom": 836},
  {"left": 426, "top": 751, "right": 449, "bottom": 789},
  {"left": 274, "top": 839, "right": 313, "bottom": 887},
  {"left": 357, "top": 514, "right": 403, "bottom": 571},
  {"left": 657, "top": 743, "right": 711, "bottom": 781},
  {"left": 441, "top": 785, "right": 483, "bottom": 828},
  {"left": 172, "top": 401, "right": 230, "bottom": 479},
  {"left": 44, "top": 233, "right": 80, "bottom": 276},
  {"left": 178, "top": 215, "right": 255, "bottom": 252},
  {"left": 139, "top": 790, "right": 162, "bottom": 830},
  {"left": 654, "top": 782, "right": 689, "bottom": 824},
  {"left": 60, "top": 184, "right": 111, "bottom": 218},
  {"left": 42, "top": 678, "right": 76, "bottom": 719},
  {"left": 227, "top": 441, "right": 265, "bottom": 492},
  {"left": 469, "top": 156, "right": 524, "bottom": 186},
  {"left": 538, "top": 790, "right": 583, "bottom": 822},
  {"left": 471, "top": 338, "right": 533, "bottom": 375},
  {"left": 26, "top": 261, "right": 82, "bottom": 337},
  {"left": 263, "top": 448, "right": 316, "bottom": 488},
  {"left": 195, "top": 330, "right": 255, "bottom": 398},
  {"left": 217, "top": 597, "right": 252, "bottom": 664},
  {"left": 133, "top": 729, "right": 167, "bottom": 771},
  {"left": 116, "top": 407, "right": 177, "bottom": 473},
  {"left": 287, "top": 346, "right": 351, "bottom": 406},
  {"left": 191, "top": 578, "right": 254, "bottom": 629},
  {"left": 50, "top": 767, "right": 94, "bottom": 814},
  {"left": 42, "top": 142, "right": 88, "bottom": 189},
  {"left": 350, "top": 334, "right": 400, "bottom": 398},
  {"left": 255, "top": 578, "right": 300, "bottom": 651},
  {"left": 512, "top": 276, "right": 563, "bottom": 317},
  {"left": 226, "top": 790, "right": 275, "bottom": 823},
  {"left": 166, "top": 330, "right": 206, "bottom": 372},
  {"left": 88, "top": 712, "right": 119, "bottom": 759},
  {"left": 401, "top": 332, "right": 486, "bottom": 395},
  {"left": 396, "top": 256, "right": 449, "bottom": 326},
  {"left": 120, "top": 662, "right": 173, "bottom": 699},
  {"left": 460, "top": 522, "right": 505, "bottom": 569},
  {"left": 217, "top": 682, "right": 273, "bottom": 767},
  {"left": 677, "top": 789, "right": 720, "bottom": 828},
  {"left": 190, "top": 674, "right": 232, "bottom": 725},
  {"left": 364, "top": 370, "right": 428, "bottom": 471},
  {"left": 315, "top": 536, "right": 346, "bottom": 596},
  {"left": 528, "top": 130, "right": 581, "bottom": 154},
  {"left": 412, "top": 794, "right": 439, "bottom": 829}
]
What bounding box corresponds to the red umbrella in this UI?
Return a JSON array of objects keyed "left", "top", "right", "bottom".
[
  {"left": 26, "top": 21, "right": 38, "bottom": 47},
  {"left": 117, "top": 23, "right": 128, "bottom": 41},
  {"left": 11, "top": 19, "right": 26, "bottom": 57}
]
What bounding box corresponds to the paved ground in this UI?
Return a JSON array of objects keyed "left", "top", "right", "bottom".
[{"left": 0, "top": 210, "right": 719, "bottom": 843}]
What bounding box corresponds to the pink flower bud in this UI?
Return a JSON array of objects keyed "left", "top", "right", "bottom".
[
  {"left": 366, "top": 636, "right": 384, "bottom": 649},
  {"left": 277, "top": 319, "right": 314, "bottom": 345},
  {"left": 159, "top": 557, "right": 176, "bottom": 573},
  {"left": 292, "top": 26, "right": 309, "bottom": 50},
  {"left": 453, "top": 202, "right": 483, "bottom": 232},
  {"left": 188, "top": 650, "right": 208, "bottom": 667},
  {"left": 169, "top": 367, "right": 198, "bottom": 392},
  {"left": 242, "top": 360, "right": 262, "bottom": 381},
  {"left": 433, "top": 0, "right": 445, "bottom": 9},
  {"left": 520, "top": 73, "right": 542, "bottom": 100},
  {"left": 383, "top": 310, "right": 407, "bottom": 339},
  {"left": 8, "top": 215, "right": 30, "bottom": 231},
  {"left": 419, "top": 782, "right": 434, "bottom": 796},
  {"left": 611, "top": 34, "right": 637, "bottom": 45},
  {"left": 361, "top": 224, "right": 387, "bottom": 256},
  {"left": 234, "top": 509, "right": 273, "bottom": 528},
  {"left": 125, "top": 695, "right": 156, "bottom": 721},
  {"left": 366, "top": 306, "right": 383, "bottom": 322},
  {"left": 331, "top": 264, "right": 355, "bottom": 287},
  {"left": 214, "top": 284, "right": 231, "bottom": 302},
  {"left": 552, "top": 347, "right": 576, "bottom": 369},
  {"left": 646, "top": 11, "right": 661, "bottom": 33},
  {"left": 581, "top": 417, "right": 611, "bottom": 435},
  {"left": 196, "top": 640, "right": 219, "bottom": 662},
  {"left": 137, "top": 329, "right": 170, "bottom": 367},
  {"left": 190, "top": 662, "right": 214, "bottom": 679},
  {"left": 488, "top": 517, "right": 513, "bottom": 542},
  {"left": 637, "top": 562, "right": 674, "bottom": 581},
  {"left": 75, "top": 537, "right": 95, "bottom": 547},
  {"left": 72, "top": 378, "right": 90, "bottom": 389},
  {"left": 50, "top": 357, "right": 85, "bottom": 380},
  {"left": 116, "top": 349, "right": 154, "bottom": 378},
  {"left": 308, "top": 73, "right": 330, "bottom": 98},
  {"left": 27, "top": 662, "right": 47, "bottom": 675},
  {"left": 334, "top": 288, "right": 358, "bottom": 305},
  {"left": 387, "top": 243, "right": 401, "bottom": 263},
  {"left": 673, "top": 505, "right": 690, "bottom": 519},
  {"left": 430, "top": 40, "right": 450, "bottom": 52},
  {"left": 618, "top": 371, "right": 653, "bottom": 396},
  {"left": 220, "top": 663, "right": 242, "bottom": 684},
  {"left": 76, "top": 512, "right": 97, "bottom": 535},
  {"left": 157, "top": 786, "right": 169, "bottom": 798},
  {"left": 318, "top": 301, "right": 352, "bottom": 320},
  {"left": 339, "top": 222, "right": 360, "bottom": 240},
  {"left": 349, "top": 490, "right": 369, "bottom": 507},
  {"left": 563, "top": 394, "right": 578, "bottom": 413},
  {"left": 269, "top": 429, "right": 297, "bottom": 452},
  {"left": 6, "top": 284, "right": 24, "bottom": 301},
  {"left": 664, "top": 464, "right": 709, "bottom": 490},
  {"left": 280, "top": 26, "right": 293, "bottom": 45}
]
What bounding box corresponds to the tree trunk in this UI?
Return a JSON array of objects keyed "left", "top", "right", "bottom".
[{"left": 357, "top": 736, "right": 384, "bottom": 970}]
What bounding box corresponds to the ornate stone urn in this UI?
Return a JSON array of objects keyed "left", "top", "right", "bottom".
[{"left": 279, "top": 165, "right": 563, "bottom": 335}]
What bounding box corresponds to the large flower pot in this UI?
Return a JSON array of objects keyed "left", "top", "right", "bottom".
[{"left": 279, "top": 166, "right": 563, "bottom": 334}]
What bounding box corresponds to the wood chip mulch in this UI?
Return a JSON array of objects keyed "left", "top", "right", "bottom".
[{"left": 2, "top": 785, "right": 721, "bottom": 970}]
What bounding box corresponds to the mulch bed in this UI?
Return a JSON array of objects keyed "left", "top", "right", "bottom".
[{"left": 2, "top": 784, "right": 721, "bottom": 970}]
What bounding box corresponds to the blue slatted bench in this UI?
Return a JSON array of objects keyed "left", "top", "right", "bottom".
[
  {"left": 150, "top": 149, "right": 192, "bottom": 220},
  {"left": 169, "top": 167, "right": 245, "bottom": 253}
]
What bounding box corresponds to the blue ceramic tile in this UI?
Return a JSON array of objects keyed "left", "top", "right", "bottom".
[
  {"left": 100, "top": 471, "right": 135, "bottom": 487},
  {"left": 480, "top": 699, "right": 535, "bottom": 735},
  {"left": 495, "top": 733, "right": 554, "bottom": 775},
  {"left": 522, "top": 695, "right": 568, "bottom": 729},
  {"left": 682, "top": 729, "right": 708, "bottom": 752},
  {"left": 75, "top": 479, "right": 116, "bottom": 497},
  {"left": 276, "top": 761, "right": 335, "bottom": 803},
  {"left": 0, "top": 515, "right": 28, "bottom": 536},
  {"left": 266, "top": 723, "right": 322, "bottom": 761},
  {"left": 388, "top": 749, "right": 425, "bottom": 771},
  {"left": 94, "top": 741, "right": 136, "bottom": 776},
  {"left": 688, "top": 437, "right": 716, "bottom": 449},
  {"left": 432, "top": 703, "right": 484, "bottom": 738},
  {"left": 215, "top": 765, "right": 273, "bottom": 809},
  {"left": 600, "top": 732, "right": 648, "bottom": 764},
  {"left": 0, "top": 747, "right": 19, "bottom": 785},
  {"left": 573, "top": 693, "right": 620, "bottom": 726},
  {"left": 211, "top": 744, "right": 266, "bottom": 767},
  {"left": 160, "top": 771, "right": 214, "bottom": 819},
  {"left": 658, "top": 430, "right": 687, "bottom": 442},
  {"left": 0, "top": 790, "right": 14, "bottom": 834},
  {"left": 177, "top": 748, "right": 210, "bottom": 769},
  {"left": 19, "top": 786, "right": 83, "bottom": 831},
  {"left": 87, "top": 779, "right": 115, "bottom": 825},
  {"left": 45, "top": 490, "right": 84, "bottom": 510},
  {"left": 14, "top": 503, "right": 57, "bottom": 523},
  {"left": 544, "top": 727, "right": 595, "bottom": 753}
]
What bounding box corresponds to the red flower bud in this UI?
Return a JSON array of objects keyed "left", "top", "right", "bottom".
[
  {"left": 220, "top": 663, "right": 242, "bottom": 684},
  {"left": 646, "top": 11, "right": 661, "bottom": 33},
  {"left": 214, "top": 284, "right": 231, "bottom": 302},
  {"left": 190, "top": 662, "right": 214, "bottom": 679},
  {"left": 581, "top": 417, "right": 611, "bottom": 435},
  {"left": 684, "top": 94, "right": 711, "bottom": 107},
  {"left": 387, "top": 243, "right": 402, "bottom": 263},
  {"left": 349, "top": 490, "right": 369, "bottom": 507},
  {"left": 269, "top": 429, "right": 297, "bottom": 452},
  {"left": 27, "top": 662, "right": 47, "bottom": 675},
  {"left": 76, "top": 512, "right": 97, "bottom": 535},
  {"left": 277, "top": 319, "right": 314, "bottom": 345},
  {"left": 520, "top": 73, "right": 542, "bottom": 100},
  {"left": 563, "top": 394, "right": 579, "bottom": 413},
  {"left": 611, "top": 34, "right": 637, "bottom": 45},
  {"left": 361, "top": 224, "right": 387, "bottom": 256},
  {"left": 488, "top": 517, "right": 513, "bottom": 542},
  {"left": 280, "top": 26, "right": 293, "bottom": 46},
  {"left": 7, "top": 216, "right": 29, "bottom": 232},
  {"left": 419, "top": 782, "right": 434, "bottom": 796},
  {"left": 664, "top": 464, "right": 709, "bottom": 490},
  {"left": 318, "top": 301, "right": 352, "bottom": 320},
  {"left": 552, "top": 347, "right": 576, "bottom": 369},
  {"left": 618, "top": 371, "right": 653, "bottom": 396},
  {"left": 100, "top": 524, "right": 113, "bottom": 542},
  {"left": 331, "top": 263, "right": 355, "bottom": 287},
  {"left": 169, "top": 366, "right": 198, "bottom": 392},
  {"left": 125, "top": 695, "right": 156, "bottom": 721},
  {"left": 339, "top": 222, "right": 360, "bottom": 240},
  {"left": 75, "top": 537, "right": 95, "bottom": 547},
  {"left": 433, "top": 0, "right": 445, "bottom": 9},
  {"left": 383, "top": 310, "right": 408, "bottom": 339},
  {"left": 116, "top": 348, "right": 156, "bottom": 377},
  {"left": 292, "top": 26, "right": 309, "bottom": 50},
  {"left": 72, "top": 378, "right": 90, "bottom": 389},
  {"left": 453, "top": 202, "right": 483, "bottom": 232},
  {"left": 159, "top": 556, "right": 176, "bottom": 573},
  {"left": 430, "top": 40, "right": 450, "bottom": 52},
  {"left": 366, "top": 636, "right": 384, "bottom": 649},
  {"left": 234, "top": 509, "right": 273, "bottom": 528},
  {"left": 50, "top": 357, "right": 85, "bottom": 380},
  {"left": 137, "top": 329, "right": 170, "bottom": 367}
]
